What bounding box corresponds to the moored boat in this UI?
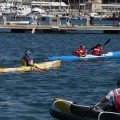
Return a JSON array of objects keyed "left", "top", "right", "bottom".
[
  {"left": 0, "top": 60, "right": 60, "bottom": 73},
  {"left": 50, "top": 98, "right": 120, "bottom": 120},
  {"left": 48, "top": 51, "right": 120, "bottom": 61}
]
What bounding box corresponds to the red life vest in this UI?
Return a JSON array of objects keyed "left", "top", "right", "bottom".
[
  {"left": 113, "top": 90, "right": 120, "bottom": 112},
  {"left": 92, "top": 48, "right": 102, "bottom": 56},
  {"left": 74, "top": 48, "right": 85, "bottom": 57}
]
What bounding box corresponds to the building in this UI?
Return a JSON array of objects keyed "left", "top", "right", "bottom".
[
  {"left": 60, "top": 0, "right": 120, "bottom": 4},
  {"left": 1, "top": 0, "right": 120, "bottom": 14},
  {"left": 65, "top": 0, "right": 120, "bottom": 13},
  {"left": 30, "top": 0, "right": 120, "bottom": 13},
  {"left": 85, "top": 0, "right": 102, "bottom": 12},
  {"left": 102, "top": 0, "right": 120, "bottom": 4}
]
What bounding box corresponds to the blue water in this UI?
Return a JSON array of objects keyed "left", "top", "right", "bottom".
[{"left": 0, "top": 24, "right": 120, "bottom": 120}]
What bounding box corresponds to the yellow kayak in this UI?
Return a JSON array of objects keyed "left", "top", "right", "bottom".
[
  {"left": 54, "top": 98, "right": 73, "bottom": 113},
  {"left": 0, "top": 60, "right": 60, "bottom": 73}
]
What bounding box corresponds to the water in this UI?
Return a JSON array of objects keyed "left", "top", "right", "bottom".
[{"left": 0, "top": 26, "right": 120, "bottom": 120}]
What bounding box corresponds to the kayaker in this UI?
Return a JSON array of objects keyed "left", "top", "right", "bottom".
[
  {"left": 99, "top": 80, "right": 120, "bottom": 112},
  {"left": 74, "top": 45, "right": 86, "bottom": 57},
  {"left": 92, "top": 44, "right": 103, "bottom": 56},
  {"left": 21, "top": 51, "right": 33, "bottom": 66}
]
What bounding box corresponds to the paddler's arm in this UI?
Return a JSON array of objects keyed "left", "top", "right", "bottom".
[
  {"left": 28, "top": 60, "right": 34, "bottom": 67},
  {"left": 85, "top": 50, "right": 88, "bottom": 55},
  {"left": 28, "top": 62, "right": 34, "bottom": 66},
  {"left": 100, "top": 97, "right": 109, "bottom": 103},
  {"left": 82, "top": 50, "right": 87, "bottom": 57},
  {"left": 29, "top": 62, "right": 41, "bottom": 69},
  {"left": 94, "top": 97, "right": 109, "bottom": 108},
  {"left": 100, "top": 46, "right": 103, "bottom": 52}
]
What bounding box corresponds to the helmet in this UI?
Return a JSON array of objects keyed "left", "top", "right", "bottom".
[{"left": 26, "top": 51, "right": 31, "bottom": 54}]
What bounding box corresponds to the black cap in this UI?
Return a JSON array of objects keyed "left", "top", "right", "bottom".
[
  {"left": 80, "top": 45, "right": 84, "bottom": 48},
  {"left": 117, "top": 80, "right": 120, "bottom": 86},
  {"left": 97, "top": 44, "right": 101, "bottom": 47}
]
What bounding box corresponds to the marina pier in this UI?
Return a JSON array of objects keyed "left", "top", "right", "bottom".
[{"left": 0, "top": 24, "right": 120, "bottom": 34}]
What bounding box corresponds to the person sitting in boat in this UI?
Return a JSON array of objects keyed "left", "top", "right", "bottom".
[
  {"left": 21, "top": 51, "right": 33, "bottom": 66},
  {"left": 74, "top": 45, "right": 86, "bottom": 57},
  {"left": 99, "top": 80, "right": 120, "bottom": 112},
  {"left": 92, "top": 44, "right": 103, "bottom": 56}
]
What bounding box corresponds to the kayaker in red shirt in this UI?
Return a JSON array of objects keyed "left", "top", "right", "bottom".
[
  {"left": 92, "top": 44, "right": 103, "bottom": 56},
  {"left": 74, "top": 45, "right": 86, "bottom": 57}
]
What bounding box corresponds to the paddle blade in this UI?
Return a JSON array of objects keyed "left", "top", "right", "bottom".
[
  {"left": 34, "top": 64, "right": 45, "bottom": 72},
  {"left": 39, "top": 68, "right": 45, "bottom": 72},
  {"left": 103, "top": 39, "right": 111, "bottom": 47}
]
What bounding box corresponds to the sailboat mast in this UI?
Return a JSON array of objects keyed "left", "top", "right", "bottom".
[
  {"left": 79, "top": 0, "right": 80, "bottom": 10},
  {"left": 60, "top": 0, "right": 61, "bottom": 9}
]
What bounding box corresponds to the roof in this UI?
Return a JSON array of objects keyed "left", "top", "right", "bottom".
[
  {"left": 102, "top": 4, "right": 120, "bottom": 7},
  {"left": 31, "top": 1, "right": 69, "bottom": 7},
  {"left": 0, "top": 0, "right": 5, "bottom": 2},
  {"left": 86, "top": 1, "right": 101, "bottom": 4}
]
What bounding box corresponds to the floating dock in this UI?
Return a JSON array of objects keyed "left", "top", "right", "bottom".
[{"left": 0, "top": 24, "right": 120, "bottom": 34}]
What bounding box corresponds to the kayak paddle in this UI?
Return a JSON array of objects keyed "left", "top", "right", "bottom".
[
  {"left": 103, "top": 39, "right": 111, "bottom": 47},
  {"left": 34, "top": 64, "right": 45, "bottom": 72},
  {"left": 88, "top": 39, "right": 111, "bottom": 51},
  {"left": 82, "top": 101, "right": 101, "bottom": 117},
  {"left": 88, "top": 46, "right": 97, "bottom": 52}
]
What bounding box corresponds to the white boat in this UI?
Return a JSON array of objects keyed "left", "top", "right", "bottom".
[
  {"left": 31, "top": 1, "right": 69, "bottom": 19},
  {"left": 31, "top": 1, "right": 46, "bottom": 14},
  {"left": 16, "top": 6, "right": 31, "bottom": 17},
  {"left": 0, "top": 1, "right": 14, "bottom": 9},
  {"left": 6, "top": 21, "right": 30, "bottom": 25},
  {"left": 90, "top": 12, "right": 101, "bottom": 19},
  {"left": 31, "top": 7, "right": 46, "bottom": 14},
  {"left": 1, "top": 7, "right": 16, "bottom": 15}
]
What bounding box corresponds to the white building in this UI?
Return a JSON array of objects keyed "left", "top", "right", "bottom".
[{"left": 81, "top": 0, "right": 120, "bottom": 13}]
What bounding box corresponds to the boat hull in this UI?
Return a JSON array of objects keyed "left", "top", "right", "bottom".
[
  {"left": 50, "top": 98, "right": 120, "bottom": 120},
  {"left": 50, "top": 109, "right": 86, "bottom": 120},
  {"left": 48, "top": 52, "right": 120, "bottom": 61},
  {"left": 0, "top": 60, "right": 60, "bottom": 73}
]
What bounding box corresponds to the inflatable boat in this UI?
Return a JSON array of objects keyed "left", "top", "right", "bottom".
[{"left": 50, "top": 98, "right": 120, "bottom": 120}]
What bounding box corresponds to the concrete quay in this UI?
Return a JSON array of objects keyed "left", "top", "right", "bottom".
[{"left": 0, "top": 24, "right": 120, "bottom": 34}]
